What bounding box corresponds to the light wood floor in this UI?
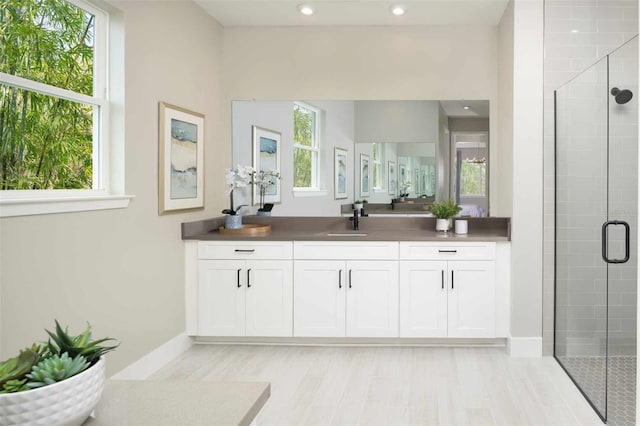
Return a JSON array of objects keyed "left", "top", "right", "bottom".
[{"left": 150, "top": 345, "right": 604, "bottom": 426}]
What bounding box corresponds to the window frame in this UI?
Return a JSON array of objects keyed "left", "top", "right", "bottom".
[
  {"left": 0, "top": 0, "right": 130, "bottom": 217},
  {"left": 292, "top": 101, "right": 321, "bottom": 191}
]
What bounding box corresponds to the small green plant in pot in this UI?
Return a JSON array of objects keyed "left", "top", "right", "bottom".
[
  {"left": 430, "top": 199, "right": 462, "bottom": 232},
  {"left": 0, "top": 320, "right": 118, "bottom": 425},
  {"left": 353, "top": 199, "right": 368, "bottom": 210}
]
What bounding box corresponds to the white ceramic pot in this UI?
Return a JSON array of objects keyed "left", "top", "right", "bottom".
[
  {"left": 435, "top": 218, "right": 451, "bottom": 232},
  {"left": 0, "top": 357, "right": 105, "bottom": 426},
  {"left": 353, "top": 203, "right": 363, "bottom": 211}
]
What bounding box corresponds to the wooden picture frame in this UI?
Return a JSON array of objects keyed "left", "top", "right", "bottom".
[
  {"left": 388, "top": 161, "right": 396, "bottom": 196},
  {"left": 360, "top": 154, "right": 370, "bottom": 197},
  {"left": 158, "top": 102, "right": 204, "bottom": 214},
  {"left": 334, "top": 147, "right": 348, "bottom": 199},
  {"left": 252, "top": 125, "right": 281, "bottom": 205}
]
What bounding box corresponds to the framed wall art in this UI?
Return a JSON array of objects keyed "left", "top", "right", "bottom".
[
  {"left": 252, "top": 125, "right": 281, "bottom": 205},
  {"left": 360, "top": 154, "right": 370, "bottom": 197},
  {"left": 158, "top": 102, "right": 204, "bottom": 214},
  {"left": 388, "top": 161, "right": 396, "bottom": 196},
  {"left": 334, "top": 147, "right": 348, "bottom": 199}
]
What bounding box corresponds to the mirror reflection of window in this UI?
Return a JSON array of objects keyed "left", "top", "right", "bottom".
[
  {"left": 293, "top": 102, "right": 322, "bottom": 189},
  {"left": 451, "top": 132, "right": 488, "bottom": 217}
]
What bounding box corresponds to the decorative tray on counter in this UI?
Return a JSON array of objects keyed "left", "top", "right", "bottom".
[{"left": 218, "top": 224, "right": 272, "bottom": 236}]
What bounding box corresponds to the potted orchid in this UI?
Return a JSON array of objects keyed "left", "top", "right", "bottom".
[
  {"left": 252, "top": 169, "right": 280, "bottom": 216},
  {"left": 399, "top": 181, "right": 412, "bottom": 201},
  {"left": 223, "top": 165, "right": 252, "bottom": 229}
]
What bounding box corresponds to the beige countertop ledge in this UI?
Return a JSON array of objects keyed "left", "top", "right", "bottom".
[
  {"left": 182, "top": 216, "right": 511, "bottom": 242},
  {"left": 85, "top": 380, "right": 270, "bottom": 426}
]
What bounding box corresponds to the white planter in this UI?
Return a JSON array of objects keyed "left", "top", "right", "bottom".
[
  {"left": 435, "top": 218, "right": 451, "bottom": 232},
  {"left": 0, "top": 357, "right": 105, "bottom": 426},
  {"left": 353, "top": 203, "right": 363, "bottom": 211}
]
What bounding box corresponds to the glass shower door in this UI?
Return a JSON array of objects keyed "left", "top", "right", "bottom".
[
  {"left": 555, "top": 35, "right": 638, "bottom": 425},
  {"left": 555, "top": 56, "right": 609, "bottom": 420},
  {"left": 606, "top": 36, "right": 638, "bottom": 426}
]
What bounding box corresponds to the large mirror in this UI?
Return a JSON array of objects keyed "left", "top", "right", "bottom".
[{"left": 232, "top": 100, "right": 489, "bottom": 217}]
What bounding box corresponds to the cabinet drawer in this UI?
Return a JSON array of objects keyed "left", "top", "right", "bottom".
[
  {"left": 294, "top": 241, "right": 398, "bottom": 260},
  {"left": 399, "top": 242, "right": 495, "bottom": 261},
  {"left": 198, "top": 241, "right": 293, "bottom": 260}
]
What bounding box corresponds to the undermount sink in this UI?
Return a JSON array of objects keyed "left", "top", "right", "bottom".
[{"left": 323, "top": 233, "right": 369, "bottom": 237}]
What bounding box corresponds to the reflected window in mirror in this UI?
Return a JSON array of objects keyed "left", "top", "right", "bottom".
[
  {"left": 293, "top": 102, "right": 322, "bottom": 190},
  {"left": 451, "top": 132, "right": 488, "bottom": 216}
]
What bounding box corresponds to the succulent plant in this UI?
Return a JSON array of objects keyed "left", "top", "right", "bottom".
[
  {"left": 26, "top": 353, "right": 89, "bottom": 388},
  {"left": 1, "top": 378, "right": 29, "bottom": 393},
  {"left": 0, "top": 345, "right": 43, "bottom": 388},
  {"left": 46, "top": 320, "right": 119, "bottom": 365}
]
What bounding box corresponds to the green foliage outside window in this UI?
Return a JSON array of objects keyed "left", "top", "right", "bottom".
[
  {"left": 293, "top": 104, "right": 314, "bottom": 188},
  {"left": 1, "top": 0, "right": 95, "bottom": 190},
  {"left": 460, "top": 161, "right": 486, "bottom": 196}
]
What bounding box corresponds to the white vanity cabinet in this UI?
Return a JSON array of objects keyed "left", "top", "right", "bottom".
[
  {"left": 293, "top": 242, "right": 399, "bottom": 337},
  {"left": 399, "top": 242, "right": 497, "bottom": 338},
  {"left": 197, "top": 242, "right": 293, "bottom": 337}
]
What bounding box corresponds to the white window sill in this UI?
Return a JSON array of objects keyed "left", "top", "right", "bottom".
[
  {"left": 0, "top": 193, "right": 134, "bottom": 218},
  {"left": 292, "top": 189, "right": 328, "bottom": 198}
]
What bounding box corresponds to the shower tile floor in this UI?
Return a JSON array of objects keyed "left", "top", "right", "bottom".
[{"left": 558, "top": 356, "right": 636, "bottom": 426}]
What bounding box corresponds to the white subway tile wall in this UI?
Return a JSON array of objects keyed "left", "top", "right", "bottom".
[{"left": 543, "top": 0, "right": 638, "bottom": 356}]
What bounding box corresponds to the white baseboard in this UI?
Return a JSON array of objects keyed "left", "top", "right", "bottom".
[
  {"left": 110, "top": 332, "right": 194, "bottom": 380},
  {"left": 508, "top": 336, "right": 543, "bottom": 357}
]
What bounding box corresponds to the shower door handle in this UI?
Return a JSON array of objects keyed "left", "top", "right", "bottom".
[{"left": 601, "top": 220, "right": 630, "bottom": 264}]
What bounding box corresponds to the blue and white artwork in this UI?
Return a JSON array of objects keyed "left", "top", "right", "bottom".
[
  {"left": 360, "top": 154, "right": 370, "bottom": 197},
  {"left": 170, "top": 118, "right": 198, "bottom": 199},
  {"left": 260, "top": 136, "right": 277, "bottom": 196}
]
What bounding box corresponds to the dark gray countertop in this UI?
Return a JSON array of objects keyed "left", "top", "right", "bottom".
[{"left": 183, "top": 216, "right": 511, "bottom": 242}]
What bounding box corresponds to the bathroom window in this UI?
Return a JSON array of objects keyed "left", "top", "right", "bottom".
[
  {"left": 0, "top": 0, "right": 129, "bottom": 217},
  {"left": 293, "top": 102, "right": 321, "bottom": 190},
  {"left": 460, "top": 160, "right": 487, "bottom": 196}
]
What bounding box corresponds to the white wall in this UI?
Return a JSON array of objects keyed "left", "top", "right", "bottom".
[
  {"left": 221, "top": 25, "right": 501, "bottom": 212},
  {"left": 0, "top": 1, "right": 224, "bottom": 375},
  {"left": 354, "top": 101, "right": 440, "bottom": 143},
  {"left": 232, "top": 100, "right": 354, "bottom": 216},
  {"left": 497, "top": 0, "right": 514, "bottom": 218},
  {"left": 510, "top": 0, "right": 544, "bottom": 353}
]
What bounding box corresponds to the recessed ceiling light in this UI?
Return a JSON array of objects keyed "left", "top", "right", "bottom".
[
  {"left": 298, "top": 4, "right": 314, "bottom": 16},
  {"left": 463, "top": 106, "right": 471, "bottom": 110},
  {"left": 571, "top": 29, "right": 579, "bottom": 33},
  {"left": 390, "top": 5, "right": 405, "bottom": 16}
]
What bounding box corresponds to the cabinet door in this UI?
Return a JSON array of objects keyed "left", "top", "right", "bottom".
[
  {"left": 346, "top": 261, "right": 399, "bottom": 337},
  {"left": 448, "top": 261, "right": 496, "bottom": 338},
  {"left": 294, "top": 260, "right": 346, "bottom": 337},
  {"left": 198, "top": 260, "right": 245, "bottom": 336},
  {"left": 399, "top": 261, "right": 448, "bottom": 337},
  {"left": 245, "top": 260, "right": 293, "bottom": 337}
]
